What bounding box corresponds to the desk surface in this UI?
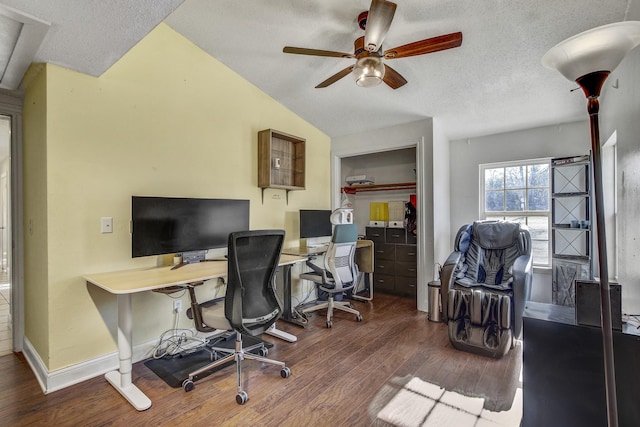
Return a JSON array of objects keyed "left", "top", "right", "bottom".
[
  {"left": 282, "top": 245, "right": 328, "bottom": 256},
  {"left": 84, "top": 254, "right": 305, "bottom": 294},
  {"left": 524, "top": 301, "right": 640, "bottom": 336},
  {"left": 283, "top": 239, "right": 373, "bottom": 256}
]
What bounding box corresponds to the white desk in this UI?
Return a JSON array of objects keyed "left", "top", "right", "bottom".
[{"left": 83, "top": 254, "right": 305, "bottom": 411}]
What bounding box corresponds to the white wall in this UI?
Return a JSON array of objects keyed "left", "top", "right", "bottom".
[
  {"left": 432, "top": 119, "right": 451, "bottom": 266},
  {"left": 599, "top": 21, "right": 640, "bottom": 315},
  {"left": 449, "top": 121, "right": 590, "bottom": 302}
]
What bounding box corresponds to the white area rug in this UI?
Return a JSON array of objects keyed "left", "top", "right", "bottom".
[{"left": 376, "top": 377, "right": 522, "bottom": 427}]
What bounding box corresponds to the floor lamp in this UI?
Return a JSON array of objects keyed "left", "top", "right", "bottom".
[{"left": 542, "top": 21, "right": 640, "bottom": 427}]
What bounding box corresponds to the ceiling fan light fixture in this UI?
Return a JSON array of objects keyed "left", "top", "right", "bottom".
[{"left": 353, "top": 56, "right": 385, "bottom": 87}]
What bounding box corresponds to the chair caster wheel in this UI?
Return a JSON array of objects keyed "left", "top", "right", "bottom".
[
  {"left": 281, "top": 367, "right": 291, "bottom": 378},
  {"left": 236, "top": 390, "right": 248, "bottom": 405},
  {"left": 326, "top": 320, "right": 332, "bottom": 328},
  {"left": 356, "top": 314, "right": 363, "bottom": 322},
  {"left": 182, "top": 379, "right": 194, "bottom": 392},
  {"left": 259, "top": 347, "right": 268, "bottom": 357}
]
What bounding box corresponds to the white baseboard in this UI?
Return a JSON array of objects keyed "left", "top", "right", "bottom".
[{"left": 22, "top": 336, "right": 163, "bottom": 394}]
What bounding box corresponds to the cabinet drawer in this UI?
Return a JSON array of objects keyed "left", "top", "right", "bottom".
[
  {"left": 396, "top": 261, "right": 417, "bottom": 278},
  {"left": 365, "top": 227, "right": 386, "bottom": 244},
  {"left": 407, "top": 232, "right": 417, "bottom": 245},
  {"left": 385, "top": 228, "right": 406, "bottom": 244},
  {"left": 374, "top": 243, "right": 395, "bottom": 261},
  {"left": 396, "top": 244, "right": 417, "bottom": 262},
  {"left": 374, "top": 274, "right": 395, "bottom": 293},
  {"left": 374, "top": 259, "right": 396, "bottom": 276},
  {"left": 396, "top": 276, "right": 417, "bottom": 297}
]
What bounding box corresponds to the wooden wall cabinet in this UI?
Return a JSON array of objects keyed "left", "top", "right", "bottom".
[{"left": 258, "top": 129, "right": 305, "bottom": 203}]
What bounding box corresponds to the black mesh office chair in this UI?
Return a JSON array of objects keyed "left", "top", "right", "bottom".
[
  {"left": 300, "top": 223, "right": 363, "bottom": 328},
  {"left": 182, "top": 229, "right": 291, "bottom": 404}
]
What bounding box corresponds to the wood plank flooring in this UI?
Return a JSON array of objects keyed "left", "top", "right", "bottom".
[{"left": 0, "top": 293, "right": 521, "bottom": 426}]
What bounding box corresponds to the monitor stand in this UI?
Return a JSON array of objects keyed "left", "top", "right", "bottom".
[
  {"left": 305, "top": 236, "right": 331, "bottom": 248},
  {"left": 171, "top": 250, "right": 207, "bottom": 270}
]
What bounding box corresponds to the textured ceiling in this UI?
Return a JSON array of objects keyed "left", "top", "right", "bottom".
[{"left": 1, "top": 0, "right": 637, "bottom": 140}]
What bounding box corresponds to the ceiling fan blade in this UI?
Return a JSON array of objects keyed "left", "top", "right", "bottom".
[
  {"left": 283, "top": 46, "right": 354, "bottom": 58},
  {"left": 315, "top": 65, "right": 355, "bottom": 88},
  {"left": 382, "top": 64, "right": 407, "bottom": 89},
  {"left": 384, "top": 32, "right": 463, "bottom": 59},
  {"left": 364, "top": 0, "right": 397, "bottom": 53}
]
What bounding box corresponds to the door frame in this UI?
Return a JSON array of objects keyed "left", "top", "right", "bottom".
[
  {"left": 330, "top": 137, "right": 428, "bottom": 310},
  {"left": 0, "top": 89, "right": 24, "bottom": 353}
]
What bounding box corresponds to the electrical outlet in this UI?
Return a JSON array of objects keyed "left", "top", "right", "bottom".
[
  {"left": 101, "top": 217, "right": 113, "bottom": 233},
  {"left": 173, "top": 300, "right": 182, "bottom": 313}
]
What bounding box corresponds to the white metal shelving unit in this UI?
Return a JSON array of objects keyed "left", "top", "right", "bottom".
[{"left": 551, "top": 153, "right": 593, "bottom": 306}]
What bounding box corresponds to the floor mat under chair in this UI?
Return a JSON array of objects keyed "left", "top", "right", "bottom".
[{"left": 144, "top": 334, "right": 272, "bottom": 388}]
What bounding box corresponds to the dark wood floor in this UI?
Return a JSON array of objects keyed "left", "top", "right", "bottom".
[{"left": 0, "top": 293, "right": 521, "bottom": 426}]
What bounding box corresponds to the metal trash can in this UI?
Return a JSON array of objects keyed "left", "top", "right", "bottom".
[{"left": 428, "top": 280, "right": 442, "bottom": 322}]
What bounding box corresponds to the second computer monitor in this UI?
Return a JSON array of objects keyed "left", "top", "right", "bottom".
[{"left": 299, "top": 209, "right": 332, "bottom": 247}]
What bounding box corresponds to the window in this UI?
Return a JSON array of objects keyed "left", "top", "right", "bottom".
[{"left": 480, "top": 159, "right": 551, "bottom": 267}]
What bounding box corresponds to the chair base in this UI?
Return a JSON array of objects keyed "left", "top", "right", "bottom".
[
  {"left": 447, "top": 288, "right": 515, "bottom": 359},
  {"left": 447, "top": 320, "right": 514, "bottom": 358},
  {"left": 182, "top": 332, "right": 290, "bottom": 404},
  {"left": 303, "top": 296, "right": 363, "bottom": 328}
]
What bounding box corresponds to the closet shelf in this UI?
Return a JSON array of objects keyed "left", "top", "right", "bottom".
[{"left": 342, "top": 182, "right": 416, "bottom": 194}]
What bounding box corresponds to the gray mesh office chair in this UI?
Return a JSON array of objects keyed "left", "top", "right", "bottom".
[
  {"left": 301, "top": 223, "right": 363, "bottom": 328},
  {"left": 182, "top": 229, "right": 291, "bottom": 404}
]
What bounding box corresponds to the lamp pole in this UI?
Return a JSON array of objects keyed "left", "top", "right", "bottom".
[
  {"left": 543, "top": 22, "right": 640, "bottom": 426},
  {"left": 575, "top": 70, "right": 618, "bottom": 427}
]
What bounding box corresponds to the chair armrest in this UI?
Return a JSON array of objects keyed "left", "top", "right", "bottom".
[
  {"left": 305, "top": 258, "right": 329, "bottom": 283},
  {"left": 440, "top": 251, "right": 462, "bottom": 323},
  {"left": 512, "top": 253, "right": 533, "bottom": 338}
]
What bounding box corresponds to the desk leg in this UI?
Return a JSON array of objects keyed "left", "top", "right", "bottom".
[
  {"left": 278, "top": 264, "right": 307, "bottom": 328},
  {"left": 104, "top": 294, "right": 151, "bottom": 411},
  {"left": 352, "top": 272, "right": 374, "bottom": 302},
  {"left": 265, "top": 323, "right": 297, "bottom": 342}
]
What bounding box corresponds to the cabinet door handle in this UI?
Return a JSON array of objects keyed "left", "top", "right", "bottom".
[
  {"left": 407, "top": 268, "right": 417, "bottom": 273},
  {"left": 407, "top": 252, "right": 416, "bottom": 256}
]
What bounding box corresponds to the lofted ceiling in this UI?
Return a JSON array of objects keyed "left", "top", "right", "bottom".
[{"left": 0, "top": 0, "right": 637, "bottom": 141}]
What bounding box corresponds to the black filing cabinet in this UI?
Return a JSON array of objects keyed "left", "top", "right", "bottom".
[{"left": 366, "top": 227, "right": 417, "bottom": 298}]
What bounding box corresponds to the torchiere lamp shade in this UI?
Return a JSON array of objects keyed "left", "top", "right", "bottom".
[{"left": 542, "top": 21, "right": 640, "bottom": 81}]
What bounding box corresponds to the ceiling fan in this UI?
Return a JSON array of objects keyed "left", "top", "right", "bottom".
[{"left": 283, "top": 0, "right": 463, "bottom": 89}]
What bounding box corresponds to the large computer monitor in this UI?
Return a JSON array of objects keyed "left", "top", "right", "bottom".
[
  {"left": 131, "top": 196, "right": 250, "bottom": 258},
  {"left": 299, "top": 209, "right": 332, "bottom": 247}
]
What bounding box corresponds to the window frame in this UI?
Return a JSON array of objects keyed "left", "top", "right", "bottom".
[{"left": 479, "top": 158, "right": 552, "bottom": 267}]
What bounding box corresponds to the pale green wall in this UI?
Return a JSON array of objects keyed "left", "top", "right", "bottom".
[
  {"left": 22, "top": 64, "right": 49, "bottom": 362},
  {"left": 22, "top": 23, "right": 331, "bottom": 371}
]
